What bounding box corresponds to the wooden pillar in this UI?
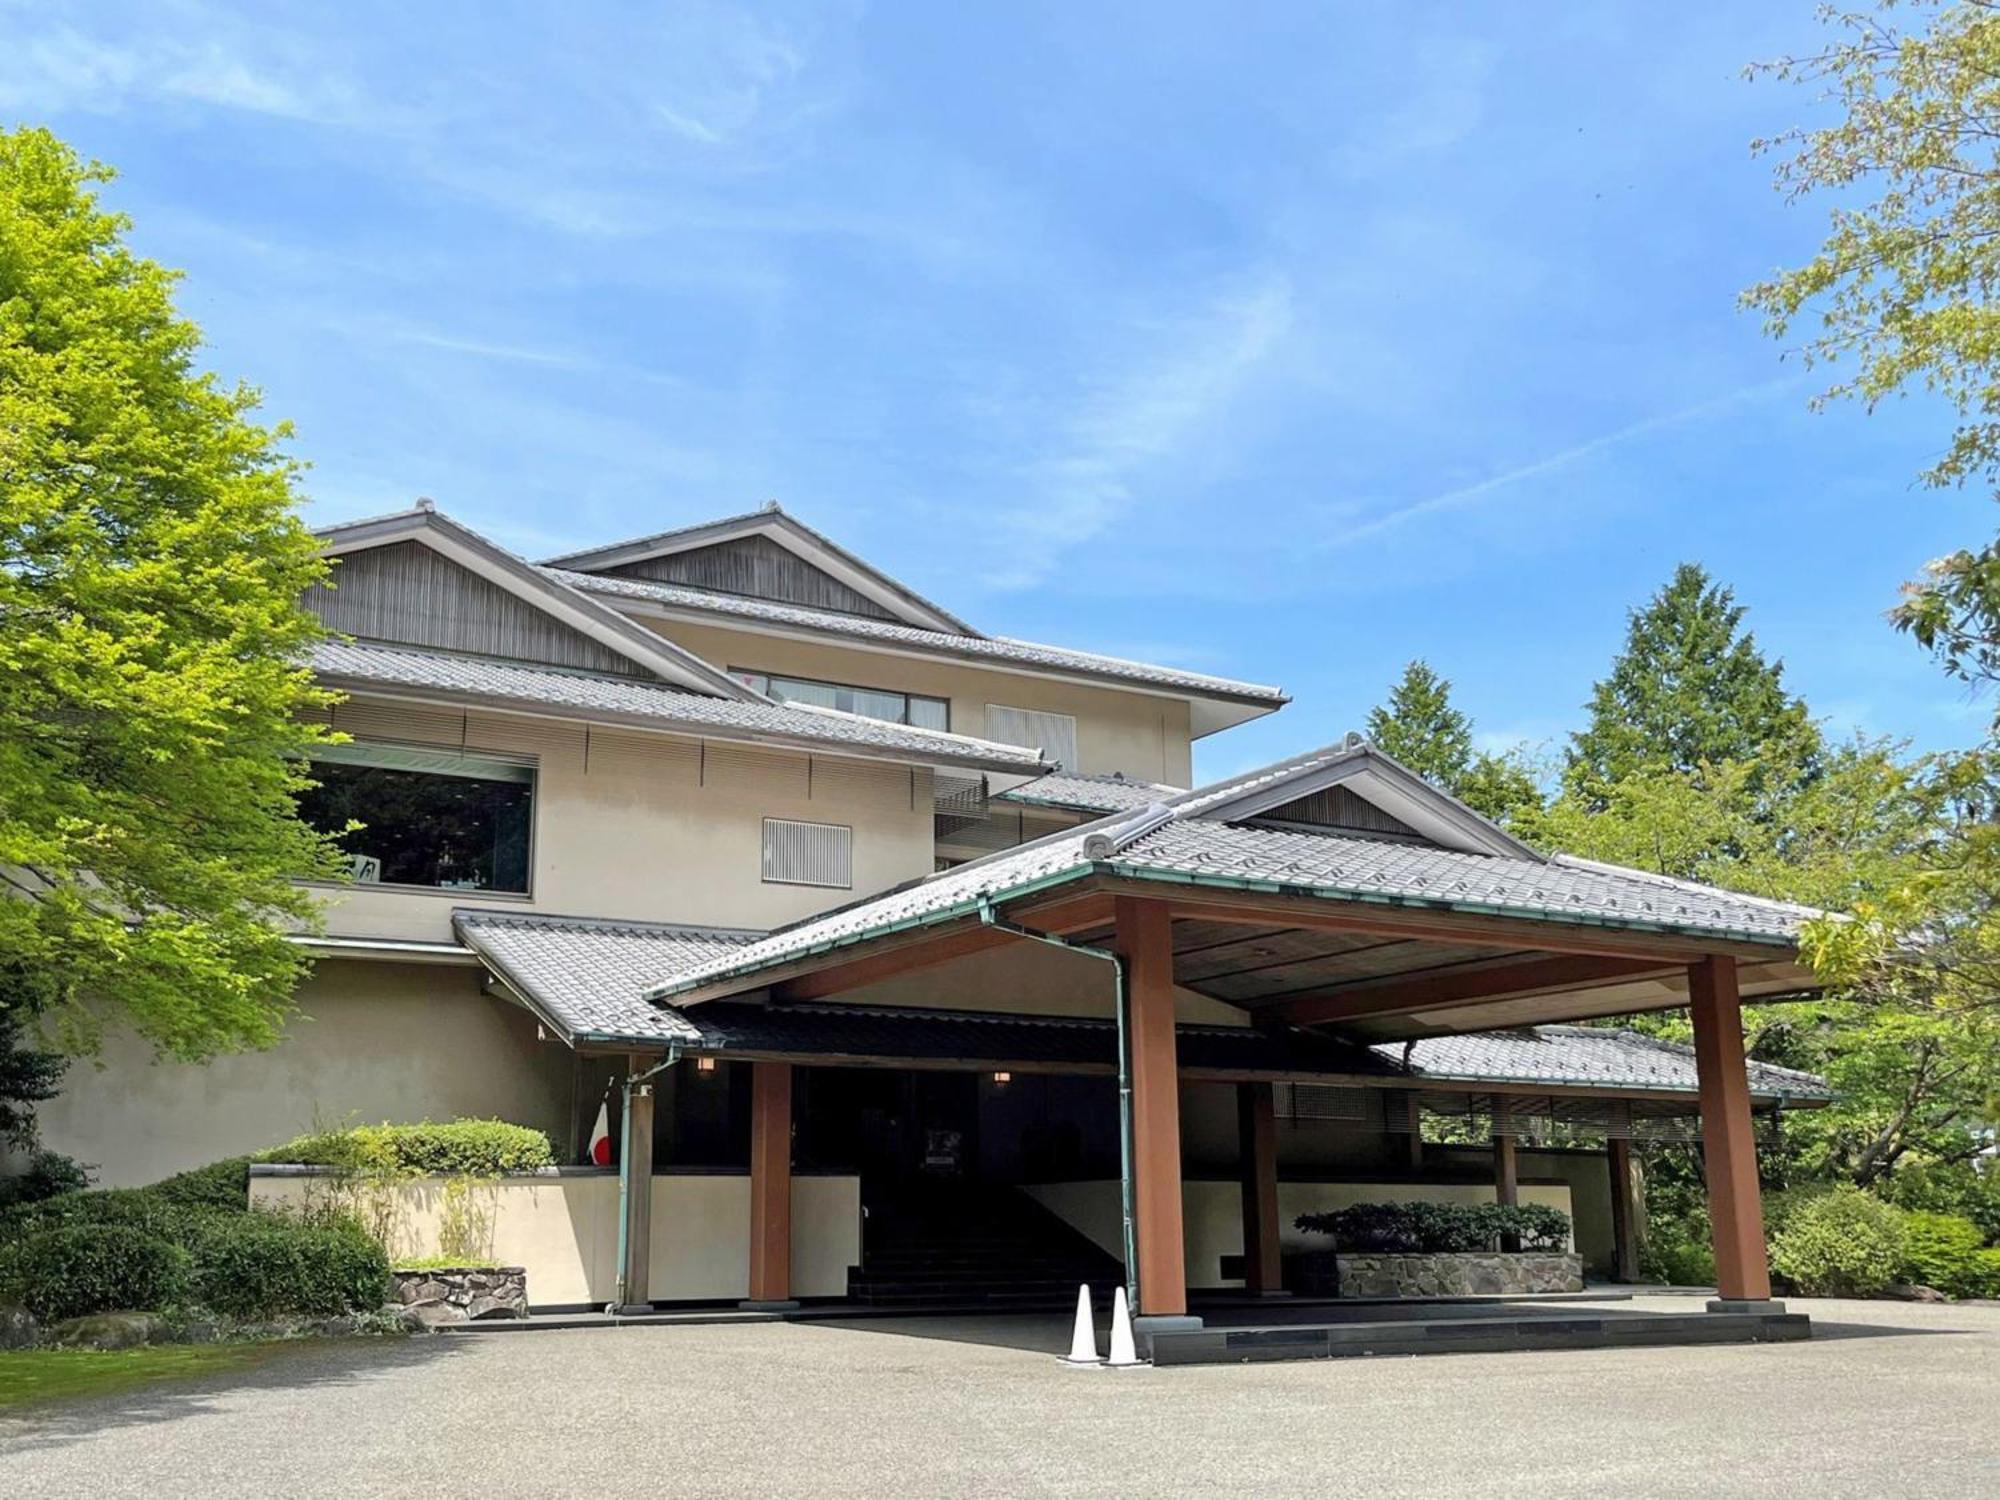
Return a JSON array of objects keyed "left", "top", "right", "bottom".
[
  {"left": 1492, "top": 1097, "right": 1519, "bottom": 1252},
  {"left": 1236, "top": 1082, "right": 1281, "bottom": 1296},
  {"left": 1689, "top": 956, "right": 1774, "bottom": 1304},
  {"left": 1607, "top": 1134, "right": 1641, "bottom": 1283},
  {"left": 618, "top": 1053, "right": 656, "bottom": 1310},
  {"left": 1116, "top": 896, "right": 1187, "bottom": 1317},
  {"left": 1396, "top": 1089, "right": 1425, "bottom": 1175},
  {"left": 745, "top": 1060, "right": 796, "bottom": 1307}
]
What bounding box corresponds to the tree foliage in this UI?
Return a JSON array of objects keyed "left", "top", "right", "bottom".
[
  {"left": 1365, "top": 659, "right": 1543, "bottom": 824},
  {"left": 0, "top": 126, "right": 345, "bottom": 1061},
  {"left": 1565, "top": 563, "right": 1818, "bottom": 799},
  {"left": 1744, "top": 0, "right": 2000, "bottom": 729}
]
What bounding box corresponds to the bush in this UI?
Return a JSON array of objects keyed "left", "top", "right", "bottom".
[
  {"left": 0, "top": 1183, "right": 224, "bottom": 1248},
  {"left": 187, "top": 1214, "right": 390, "bottom": 1320},
  {"left": 1294, "top": 1201, "right": 1571, "bottom": 1253},
  {"left": 258, "top": 1120, "right": 554, "bottom": 1176},
  {"left": 1638, "top": 1212, "right": 1716, "bottom": 1286},
  {"left": 1769, "top": 1186, "right": 1907, "bottom": 1297},
  {"left": 1900, "top": 1211, "right": 1991, "bottom": 1299},
  {"left": 1879, "top": 1161, "right": 2000, "bottom": 1246},
  {"left": 0, "top": 1150, "right": 90, "bottom": 1209},
  {"left": 1973, "top": 1249, "right": 2000, "bottom": 1300},
  {"left": 0, "top": 1223, "right": 190, "bottom": 1322},
  {"left": 149, "top": 1156, "right": 252, "bottom": 1212}
]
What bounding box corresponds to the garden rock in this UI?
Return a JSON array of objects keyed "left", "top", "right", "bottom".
[
  {"left": 1884, "top": 1283, "right": 1948, "bottom": 1303},
  {"left": 0, "top": 1304, "right": 38, "bottom": 1349},
  {"left": 389, "top": 1266, "right": 528, "bottom": 1324},
  {"left": 1335, "top": 1252, "right": 1585, "bottom": 1298},
  {"left": 51, "top": 1312, "right": 165, "bottom": 1350}
]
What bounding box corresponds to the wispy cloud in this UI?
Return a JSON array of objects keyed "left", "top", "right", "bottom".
[
  {"left": 987, "top": 274, "right": 1295, "bottom": 589},
  {"left": 1321, "top": 377, "right": 1802, "bottom": 552}
]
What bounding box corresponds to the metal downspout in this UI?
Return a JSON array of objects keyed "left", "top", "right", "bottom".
[
  {"left": 977, "top": 901, "right": 1138, "bottom": 1311},
  {"left": 613, "top": 1046, "right": 680, "bottom": 1312}
]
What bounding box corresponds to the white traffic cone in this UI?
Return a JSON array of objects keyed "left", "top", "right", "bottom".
[
  {"left": 1107, "top": 1285, "right": 1142, "bottom": 1368},
  {"left": 1061, "top": 1284, "right": 1101, "bottom": 1366}
]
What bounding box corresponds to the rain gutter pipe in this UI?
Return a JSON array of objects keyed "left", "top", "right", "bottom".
[{"left": 613, "top": 1046, "right": 681, "bottom": 1312}]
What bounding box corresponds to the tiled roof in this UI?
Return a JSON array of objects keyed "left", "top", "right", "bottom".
[
  {"left": 997, "top": 770, "right": 1185, "bottom": 815},
  {"left": 453, "top": 909, "right": 762, "bottom": 1045},
  {"left": 311, "top": 639, "right": 1047, "bottom": 773},
  {"left": 1386, "top": 1026, "right": 1832, "bottom": 1102},
  {"left": 644, "top": 791, "right": 1814, "bottom": 1004},
  {"left": 544, "top": 566, "right": 1288, "bottom": 707}
]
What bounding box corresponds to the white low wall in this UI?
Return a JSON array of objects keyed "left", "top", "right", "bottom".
[
  {"left": 1026, "top": 1179, "right": 1575, "bottom": 1290},
  {"left": 251, "top": 1169, "right": 862, "bottom": 1309}
]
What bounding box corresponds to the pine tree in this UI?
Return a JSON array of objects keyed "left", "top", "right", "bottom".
[
  {"left": 1565, "top": 564, "right": 1818, "bottom": 798},
  {"left": 1366, "top": 661, "right": 1474, "bottom": 789}
]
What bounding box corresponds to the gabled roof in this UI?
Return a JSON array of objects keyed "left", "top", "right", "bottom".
[
  {"left": 312, "top": 639, "right": 1050, "bottom": 774},
  {"left": 314, "top": 504, "right": 758, "bottom": 701},
  {"left": 1385, "top": 1026, "right": 1833, "bottom": 1103},
  {"left": 546, "top": 565, "right": 1289, "bottom": 727},
  {"left": 642, "top": 738, "right": 1820, "bottom": 1006},
  {"left": 540, "top": 503, "right": 979, "bottom": 636}
]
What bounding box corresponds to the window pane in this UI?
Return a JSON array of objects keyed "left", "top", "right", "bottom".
[
  {"left": 845, "top": 687, "right": 908, "bottom": 723},
  {"left": 732, "top": 670, "right": 770, "bottom": 695},
  {"left": 769, "top": 675, "right": 839, "bottom": 710},
  {"left": 907, "top": 696, "right": 950, "bottom": 732},
  {"left": 300, "top": 761, "right": 533, "bottom": 894}
]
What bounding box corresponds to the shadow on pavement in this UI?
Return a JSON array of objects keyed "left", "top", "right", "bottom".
[
  {"left": 0, "top": 1334, "right": 466, "bottom": 1457},
  {"left": 793, "top": 1314, "right": 1073, "bottom": 1355}
]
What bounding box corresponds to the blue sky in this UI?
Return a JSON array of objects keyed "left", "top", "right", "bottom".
[{"left": 4, "top": 1, "right": 1989, "bottom": 780}]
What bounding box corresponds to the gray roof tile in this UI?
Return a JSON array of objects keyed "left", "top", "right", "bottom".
[
  {"left": 312, "top": 639, "right": 1046, "bottom": 772},
  {"left": 997, "top": 769, "right": 1185, "bottom": 814},
  {"left": 544, "top": 566, "right": 1288, "bottom": 706},
  {"left": 1385, "top": 1026, "right": 1831, "bottom": 1101}
]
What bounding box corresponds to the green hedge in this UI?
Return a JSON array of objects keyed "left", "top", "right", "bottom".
[
  {"left": 0, "top": 1224, "right": 191, "bottom": 1323},
  {"left": 1900, "top": 1211, "right": 1993, "bottom": 1299},
  {"left": 188, "top": 1215, "right": 390, "bottom": 1320},
  {"left": 257, "top": 1120, "right": 554, "bottom": 1176},
  {"left": 1769, "top": 1186, "right": 1908, "bottom": 1297},
  {"left": 1294, "top": 1201, "right": 1572, "bottom": 1253}
]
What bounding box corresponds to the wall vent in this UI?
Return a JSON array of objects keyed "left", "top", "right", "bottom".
[{"left": 761, "top": 817, "right": 853, "bottom": 888}]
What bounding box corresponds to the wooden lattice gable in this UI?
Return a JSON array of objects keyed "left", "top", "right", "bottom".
[
  {"left": 540, "top": 504, "right": 979, "bottom": 636},
  {"left": 1183, "top": 735, "right": 1541, "bottom": 860},
  {"left": 311, "top": 506, "right": 758, "bottom": 699}
]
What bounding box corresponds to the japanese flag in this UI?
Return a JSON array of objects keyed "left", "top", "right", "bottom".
[{"left": 588, "top": 1100, "right": 613, "bottom": 1167}]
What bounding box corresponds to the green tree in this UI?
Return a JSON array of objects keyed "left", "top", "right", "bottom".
[
  {"left": 1564, "top": 563, "right": 1818, "bottom": 799},
  {"left": 1744, "top": 1, "right": 2000, "bottom": 729},
  {"left": 1365, "top": 659, "right": 1543, "bottom": 824},
  {"left": 0, "top": 127, "right": 345, "bottom": 1063}
]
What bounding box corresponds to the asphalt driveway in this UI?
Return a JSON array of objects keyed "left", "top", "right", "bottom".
[{"left": 3, "top": 1295, "right": 1995, "bottom": 1499}]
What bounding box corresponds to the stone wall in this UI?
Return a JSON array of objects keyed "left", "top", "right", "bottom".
[
  {"left": 1335, "top": 1251, "right": 1584, "bottom": 1298},
  {"left": 390, "top": 1267, "right": 529, "bottom": 1324}
]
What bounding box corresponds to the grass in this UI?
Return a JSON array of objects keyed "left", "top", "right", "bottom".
[{"left": 0, "top": 1344, "right": 273, "bottom": 1412}]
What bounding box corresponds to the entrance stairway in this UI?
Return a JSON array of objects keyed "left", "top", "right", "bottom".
[{"left": 846, "top": 1184, "right": 1124, "bottom": 1311}]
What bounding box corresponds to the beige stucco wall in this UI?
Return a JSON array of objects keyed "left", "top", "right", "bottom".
[
  {"left": 248, "top": 1170, "right": 861, "bottom": 1308},
  {"left": 1026, "top": 1179, "right": 1575, "bottom": 1291},
  {"left": 308, "top": 697, "right": 937, "bottom": 944},
  {"left": 639, "top": 618, "right": 1196, "bottom": 786},
  {"left": 34, "top": 960, "right": 573, "bottom": 1189},
  {"left": 828, "top": 939, "right": 1252, "bottom": 1027}
]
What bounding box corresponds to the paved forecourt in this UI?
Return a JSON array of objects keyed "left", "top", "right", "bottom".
[{"left": 2, "top": 1295, "right": 1996, "bottom": 1499}]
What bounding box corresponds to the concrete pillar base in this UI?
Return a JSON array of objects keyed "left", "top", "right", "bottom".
[
  {"left": 739, "top": 1299, "right": 801, "bottom": 1312},
  {"left": 1707, "top": 1298, "right": 1787, "bottom": 1316},
  {"left": 1132, "top": 1314, "right": 1203, "bottom": 1337},
  {"left": 610, "top": 1303, "right": 655, "bottom": 1317}
]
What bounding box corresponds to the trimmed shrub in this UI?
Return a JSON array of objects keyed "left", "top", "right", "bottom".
[
  {"left": 0, "top": 1150, "right": 90, "bottom": 1210},
  {"left": 1901, "top": 1211, "right": 1991, "bottom": 1299},
  {"left": 1294, "top": 1201, "right": 1571, "bottom": 1253},
  {"left": 1769, "top": 1186, "right": 1907, "bottom": 1297},
  {"left": 0, "top": 1223, "right": 190, "bottom": 1322},
  {"left": 258, "top": 1120, "right": 554, "bottom": 1177},
  {"left": 188, "top": 1214, "right": 391, "bottom": 1320},
  {"left": 1973, "top": 1249, "right": 2000, "bottom": 1300},
  {"left": 0, "top": 1183, "right": 224, "bottom": 1248},
  {"left": 149, "top": 1156, "right": 252, "bottom": 1212}
]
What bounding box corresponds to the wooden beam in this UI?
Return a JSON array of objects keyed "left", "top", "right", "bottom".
[
  {"left": 772, "top": 923, "right": 1017, "bottom": 1001},
  {"left": 1267, "top": 954, "right": 1681, "bottom": 1026},
  {"left": 1005, "top": 889, "right": 1117, "bottom": 937},
  {"left": 1690, "top": 956, "right": 1774, "bottom": 1304}
]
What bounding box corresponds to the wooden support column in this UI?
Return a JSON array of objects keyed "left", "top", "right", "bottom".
[
  {"left": 1396, "top": 1089, "right": 1424, "bottom": 1175},
  {"left": 1607, "top": 1133, "right": 1641, "bottom": 1283},
  {"left": 745, "top": 1060, "right": 796, "bottom": 1309},
  {"left": 1116, "top": 896, "right": 1188, "bottom": 1318},
  {"left": 618, "top": 1053, "right": 656, "bottom": 1310},
  {"left": 1492, "top": 1098, "right": 1520, "bottom": 1252},
  {"left": 1236, "top": 1082, "right": 1282, "bottom": 1296},
  {"left": 1689, "top": 956, "right": 1775, "bottom": 1305}
]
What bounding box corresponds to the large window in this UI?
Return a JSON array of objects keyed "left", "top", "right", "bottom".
[
  {"left": 731, "top": 668, "right": 949, "bottom": 732},
  {"left": 299, "top": 743, "right": 534, "bottom": 895}
]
